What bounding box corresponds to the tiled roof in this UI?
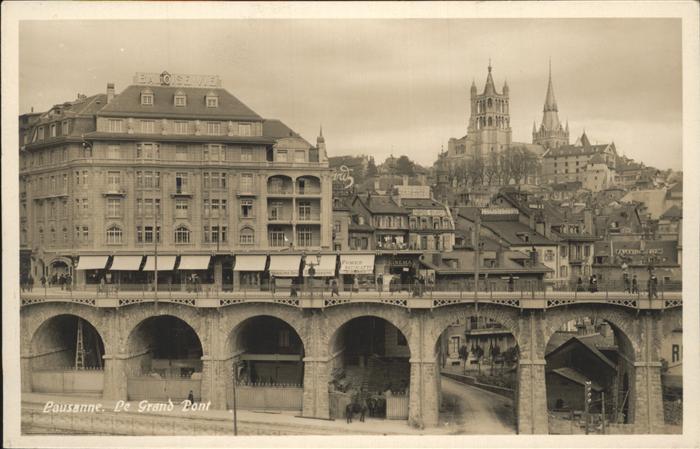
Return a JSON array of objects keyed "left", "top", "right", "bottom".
[
  {"left": 546, "top": 336, "right": 617, "bottom": 370},
  {"left": 482, "top": 220, "right": 558, "bottom": 245},
  {"left": 355, "top": 195, "right": 408, "bottom": 215},
  {"left": 263, "top": 119, "right": 312, "bottom": 147},
  {"left": 550, "top": 368, "right": 603, "bottom": 391},
  {"left": 545, "top": 143, "right": 610, "bottom": 158},
  {"left": 401, "top": 198, "right": 445, "bottom": 210},
  {"left": 99, "top": 85, "right": 261, "bottom": 120},
  {"left": 33, "top": 94, "right": 108, "bottom": 126},
  {"left": 431, "top": 250, "right": 553, "bottom": 274},
  {"left": 660, "top": 205, "right": 682, "bottom": 219}
]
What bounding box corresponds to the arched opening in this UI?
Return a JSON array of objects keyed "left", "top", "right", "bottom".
[
  {"left": 435, "top": 314, "right": 517, "bottom": 433},
  {"left": 29, "top": 314, "right": 105, "bottom": 395},
  {"left": 125, "top": 315, "right": 203, "bottom": 401},
  {"left": 267, "top": 174, "right": 293, "bottom": 195},
  {"left": 296, "top": 175, "right": 321, "bottom": 195},
  {"left": 225, "top": 316, "right": 305, "bottom": 411},
  {"left": 48, "top": 259, "right": 71, "bottom": 285},
  {"left": 327, "top": 316, "right": 411, "bottom": 420},
  {"left": 545, "top": 316, "right": 636, "bottom": 434}
]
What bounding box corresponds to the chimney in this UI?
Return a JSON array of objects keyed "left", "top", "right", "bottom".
[
  {"left": 583, "top": 208, "right": 593, "bottom": 235},
  {"left": 107, "top": 83, "right": 115, "bottom": 103}
]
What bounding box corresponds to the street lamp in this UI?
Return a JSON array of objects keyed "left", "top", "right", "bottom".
[{"left": 305, "top": 252, "right": 321, "bottom": 297}]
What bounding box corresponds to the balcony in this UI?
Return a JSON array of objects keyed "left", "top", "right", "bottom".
[
  {"left": 170, "top": 188, "right": 193, "bottom": 198},
  {"left": 102, "top": 185, "right": 127, "bottom": 197},
  {"left": 297, "top": 214, "right": 321, "bottom": 223},
  {"left": 267, "top": 187, "right": 294, "bottom": 197}
]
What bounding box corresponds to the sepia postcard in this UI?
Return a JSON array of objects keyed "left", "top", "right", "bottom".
[{"left": 2, "top": 1, "right": 699, "bottom": 448}]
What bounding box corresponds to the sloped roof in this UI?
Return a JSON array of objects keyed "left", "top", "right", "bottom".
[
  {"left": 33, "top": 94, "right": 108, "bottom": 126},
  {"left": 355, "top": 195, "right": 408, "bottom": 215},
  {"left": 99, "top": 85, "right": 261, "bottom": 120},
  {"left": 546, "top": 336, "right": 617, "bottom": 371},
  {"left": 432, "top": 250, "right": 553, "bottom": 274},
  {"left": 660, "top": 205, "right": 682, "bottom": 219},
  {"left": 401, "top": 198, "right": 445, "bottom": 210},
  {"left": 483, "top": 220, "right": 558, "bottom": 245},
  {"left": 550, "top": 368, "right": 604, "bottom": 391},
  {"left": 263, "top": 119, "right": 312, "bottom": 147}
]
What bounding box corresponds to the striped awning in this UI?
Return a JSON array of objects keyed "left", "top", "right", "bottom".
[
  {"left": 76, "top": 256, "right": 109, "bottom": 270},
  {"left": 110, "top": 256, "right": 144, "bottom": 271},
  {"left": 178, "top": 255, "right": 211, "bottom": 270},
  {"left": 142, "top": 255, "right": 177, "bottom": 271}
]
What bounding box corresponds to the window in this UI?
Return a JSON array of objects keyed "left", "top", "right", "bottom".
[
  {"left": 672, "top": 344, "right": 680, "bottom": 363},
  {"left": 107, "top": 198, "right": 121, "bottom": 217},
  {"left": 203, "top": 199, "right": 210, "bottom": 217},
  {"left": 240, "top": 174, "right": 254, "bottom": 192},
  {"left": 545, "top": 249, "right": 555, "bottom": 262},
  {"left": 584, "top": 245, "right": 590, "bottom": 257},
  {"left": 136, "top": 225, "right": 160, "bottom": 244},
  {"left": 206, "top": 94, "right": 219, "bottom": 108},
  {"left": 175, "top": 172, "right": 188, "bottom": 193},
  {"left": 298, "top": 201, "right": 312, "bottom": 220},
  {"left": 241, "top": 199, "right": 253, "bottom": 218},
  {"left": 136, "top": 143, "right": 159, "bottom": 159},
  {"left": 82, "top": 226, "right": 89, "bottom": 241},
  {"left": 269, "top": 228, "right": 286, "bottom": 247},
  {"left": 174, "top": 93, "right": 187, "bottom": 107},
  {"left": 61, "top": 121, "right": 70, "bottom": 135},
  {"left": 297, "top": 226, "right": 313, "bottom": 247},
  {"left": 204, "top": 144, "right": 222, "bottom": 161},
  {"left": 239, "top": 227, "right": 254, "bottom": 245},
  {"left": 238, "top": 123, "right": 251, "bottom": 136},
  {"left": 106, "top": 225, "right": 123, "bottom": 244},
  {"left": 108, "top": 119, "right": 123, "bottom": 132},
  {"left": 277, "top": 150, "right": 288, "bottom": 162},
  {"left": 83, "top": 144, "right": 92, "bottom": 158},
  {"left": 39, "top": 228, "right": 44, "bottom": 243},
  {"left": 270, "top": 201, "right": 284, "bottom": 220},
  {"left": 107, "top": 171, "right": 121, "bottom": 186},
  {"left": 50, "top": 124, "right": 57, "bottom": 137},
  {"left": 211, "top": 225, "right": 227, "bottom": 243},
  {"left": 241, "top": 147, "right": 253, "bottom": 162},
  {"left": 176, "top": 144, "right": 188, "bottom": 160},
  {"left": 38, "top": 127, "right": 45, "bottom": 140},
  {"left": 107, "top": 145, "right": 120, "bottom": 159},
  {"left": 174, "top": 121, "right": 188, "bottom": 135},
  {"left": 174, "top": 225, "right": 191, "bottom": 244},
  {"left": 140, "top": 120, "right": 155, "bottom": 134},
  {"left": 207, "top": 122, "right": 221, "bottom": 135},
  {"left": 561, "top": 266, "right": 568, "bottom": 278},
  {"left": 294, "top": 150, "right": 305, "bottom": 163},
  {"left": 175, "top": 199, "right": 189, "bottom": 218},
  {"left": 141, "top": 91, "right": 154, "bottom": 105},
  {"left": 82, "top": 171, "right": 88, "bottom": 185}
]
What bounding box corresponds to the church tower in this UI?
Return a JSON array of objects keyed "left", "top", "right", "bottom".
[
  {"left": 533, "top": 62, "right": 569, "bottom": 149},
  {"left": 466, "top": 62, "right": 512, "bottom": 159}
]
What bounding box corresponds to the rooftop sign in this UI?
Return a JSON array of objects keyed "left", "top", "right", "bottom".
[{"left": 133, "top": 71, "right": 222, "bottom": 88}]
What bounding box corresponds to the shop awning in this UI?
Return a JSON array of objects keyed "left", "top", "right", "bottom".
[
  {"left": 178, "top": 255, "right": 211, "bottom": 270},
  {"left": 234, "top": 255, "right": 267, "bottom": 272},
  {"left": 110, "top": 256, "right": 144, "bottom": 271},
  {"left": 142, "top": 255, "right": 177, "bottom": 271},
  {"left": 269, "top": 255, "right": 302, "bottom": 277},
  {"left": 76, "top": 255, "right": 109, "bottom": 270},
  {"left": 339, "top": 254, "right": 375, "bottom": 275},
  {"left": 303, "top": 255, "right": 337, "bottom": 277}
]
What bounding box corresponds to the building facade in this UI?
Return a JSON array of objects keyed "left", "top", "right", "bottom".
[{"left": 19, "top": 72, "right": 333, "bottom": 289}]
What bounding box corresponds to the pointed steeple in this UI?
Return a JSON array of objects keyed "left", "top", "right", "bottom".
[
  {"left": 483, "top": 60, "right": 497, "bottom": 95},
  {"left": 503, "top": 79, "right": 509, "bottom": 95},
  {"left": 544, "top": 59, "right": 558, "bottom": 112},
  {"left": 317, "top": 124, "right": 324, "bottom": 143}
]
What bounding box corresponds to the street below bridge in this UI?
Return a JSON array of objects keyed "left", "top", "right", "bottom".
[{"left": 439, "top": 375, "right": 516, "bottom": 434}]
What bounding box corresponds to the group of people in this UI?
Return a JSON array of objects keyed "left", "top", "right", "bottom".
[
  {"left": 21, "top": 272, "right": 72, "bottom": 291},
  {"left": 185, "top": 273, "right": 201, "bottom": 293},
  {"left": 573, "top": 271, "right": 660, "bottom": 298}
]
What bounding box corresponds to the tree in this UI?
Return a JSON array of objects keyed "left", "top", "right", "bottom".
[
  {"left": 366, "top": 156, "right": 378, "bottom": 178},
  {"left": 484, "top": 151, "right": 500, "bottom": 185},
  {"left": 458, "top": 344, "right": 470, "bottom": 373},
  {"left": 395, "top": 155, "right": 416, "bottom": 176},
  {"left": 467, "top": 157, "right": 485, "bottom": 187},
  {"left": 471, "top": 345, "right": 484, "bottom": 374}
]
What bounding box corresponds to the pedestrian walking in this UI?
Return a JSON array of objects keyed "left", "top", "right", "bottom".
[
  {"left": 59, "top": 273, "right": 65, "bottom": 290},
  {"left": 508, "top": 274, "right": 514, "bottom": 292},
  {"left": 65, "top": 273, "right": 72, "bottom": 292},
  {"left": 290, "top": 283, "right": 298, "bottom": 297},
  {"left": 576, "top": 276, "right": 584, "bottom": 292},
  {"left": 632, "top": 275, "right": 639, "bottom": 294},
  {"left": 187, "top": 390, "right": 195, "bottom": 404},
  {"left": 331, "top": 279, "right": 339, "bottom": 297},
  {"left": 649, "top": 273, "right": 658, "bottom": 299},
  {"left": 40, "top": 275, "right": 46, "bottom": 288},
  {"left": 376, "top": 274, "right": 383, "bottom": 293},
  {"left": 623, "top": 273, "right": 631, "bottom": 293},
  {"left": 28, "top": 275, "right": 34, "bottom": 292},
  {"left": 589, "top": 274, "right": 598, "bottom": 293},
  {"left": 352, "top": 276, "right": 359, "bottom": 293}
]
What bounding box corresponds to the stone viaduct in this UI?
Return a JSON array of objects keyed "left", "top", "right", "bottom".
[{"left": 20, "top": 292, "right": 682, "bottom": 434}]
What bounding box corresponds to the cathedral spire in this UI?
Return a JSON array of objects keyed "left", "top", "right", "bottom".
[
  {"left": 532, "top": 61, "right": 569, "bottom": 149},
  {"left": 544, "top": 59, "right": 557, "bottom": 112},
  {"left": 483, "top": 60, "right": 497, "bottom": 95}
]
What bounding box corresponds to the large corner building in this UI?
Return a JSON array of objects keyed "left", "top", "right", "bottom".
[{"left": 19, "top": 71, "right": 332, "bottom": 288}]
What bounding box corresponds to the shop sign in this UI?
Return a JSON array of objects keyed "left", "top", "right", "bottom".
[
  {"left": 616, "top": 248, "right": 664, "bottom": 256},
  {"left": 339, "top": 255, "right": 374, "bottom": 274},
  {"left": 133, "top": 71, "right": 222, "bottom": 88},
  {"left": 391, "top": 255, "right": 415, "bottom": 268},
  {"left": 332, "top": 165, "right": 354, "bottom": 190}
]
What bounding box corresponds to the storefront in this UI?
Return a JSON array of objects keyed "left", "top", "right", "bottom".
[
  {"left": 339, "top": 253, "right": 375, "bottom": 290},
  {"left": 233, "top": 255, "right": 268, "bottom": 291},
  {"left": 76, "top": 255, "right": 109, "bottom": 285},
  {"left": 109, "top": 255, "right": 145, "bottom": 285},
  {"left": 376, "top": 253, "right": 420, "bottom": 290},
  {"left": 142, "top": 255, "right": 177, "bottom": 287},
  {"left": 269, "top": 255, "right": 302, "bottom": 290},
  {"left": 176, "top": 255, "right": 213, "bottom": 288},
  {"left": 302, "top": 254, "right": 338, "bottom": 290}
]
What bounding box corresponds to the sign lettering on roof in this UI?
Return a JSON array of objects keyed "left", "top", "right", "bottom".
[
  {"left": 332, "top": 165, "right": 354, "bottom": 190},
  {"left": 133, "top": 71, "right": 222, "bottom": 88}
]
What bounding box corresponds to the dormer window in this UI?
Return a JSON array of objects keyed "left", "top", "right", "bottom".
[
  {"left": 206, "top": 91, "right": 219, "bottom": 108},
  {"left": 140, "top": 89, "right": 154, "bottom": 106},
  {"left": 174, "top": 91, "right": 187, "bottom": 107}
]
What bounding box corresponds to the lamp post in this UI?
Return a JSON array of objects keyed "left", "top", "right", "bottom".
[{"left": 305, "top": 253, "right": 321, "bottom": 297}]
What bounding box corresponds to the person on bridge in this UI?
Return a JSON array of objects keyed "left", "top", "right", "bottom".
[
  {"left": 40, "top": 275, "right": 46, "bottom": 288},
  {"left": 623, "top": 272, "right": 631, "bottom": 293},
  {"left": 576, "top": 277, "right": 584, "bottom": 292},
  {"left": 589, "top": 274, "right": 598, "bottom": 293},
  {"left": 648, "top": 273, "right": 658, "bottom": 299},
  {"left": 508, "top": 274, "right": 514, "bottom": 292},
  {"left": 331, "top": 279, "right": 339, "bottom": 297},
  {"left": 376, "top": 274, "right": 383, "bottom": 293},
  {"left": 187, "top": 390, "right": 195, "bottom": 405},
  {"left": 632, "top": 275, "right": 639, "bottom": 294}
]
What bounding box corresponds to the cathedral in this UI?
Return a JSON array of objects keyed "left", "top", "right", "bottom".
[{"left": 532, "top": 63, "right": 570, "bottom": 150}]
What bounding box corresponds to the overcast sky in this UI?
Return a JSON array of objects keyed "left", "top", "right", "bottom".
[{"left": 19, "top": 19, "right": 682, "bottom": 170}]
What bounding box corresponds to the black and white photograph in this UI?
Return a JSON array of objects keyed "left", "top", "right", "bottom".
[{"left": 2, "top": 2, "right": 699, "bottom": 448}]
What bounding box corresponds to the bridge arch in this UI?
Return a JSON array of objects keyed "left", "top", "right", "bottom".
[
  {"left": 428, "top": 304, "right": 522, "bottom": 352},
  {"left": 119, "top": 304, "right": 207, "bottom": 355}
]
